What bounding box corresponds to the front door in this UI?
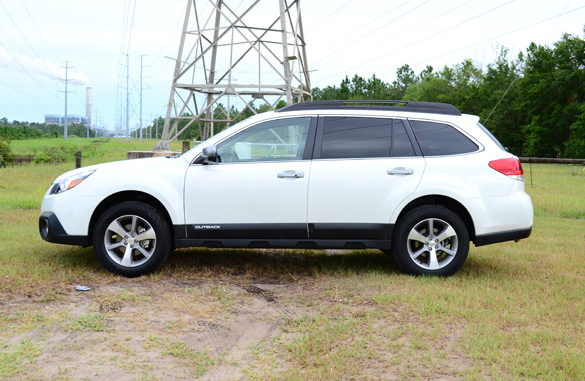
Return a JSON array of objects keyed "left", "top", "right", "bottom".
[{"left": 184, "top": 117, "right": 314, "bottom": 240}]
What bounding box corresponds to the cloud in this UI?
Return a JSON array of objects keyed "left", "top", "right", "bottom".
[{"left": 0, "top": 47, "right": 89, "bottom": 86}]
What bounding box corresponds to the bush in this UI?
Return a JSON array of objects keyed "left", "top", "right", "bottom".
[
  {"left": 33, "top": 147, "right": 70, "bottom": 164},
  {"left": 0, "top": 138, "right": 15, "bottom": 167}
]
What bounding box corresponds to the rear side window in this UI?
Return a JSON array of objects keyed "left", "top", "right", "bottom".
[
  {"left": 410, "top": 120, "right": 478, "bottom": 156},
  {"left": 320, "top": 117, "right": 416, "bottom": 159}
]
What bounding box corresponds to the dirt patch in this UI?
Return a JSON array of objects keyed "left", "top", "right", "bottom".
[{"left": 0, "top": 277, "right": 316, "bottom": 379}]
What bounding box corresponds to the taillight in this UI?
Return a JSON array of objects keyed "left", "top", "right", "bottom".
[{"left": 489, "top": 158, "right": 524, "bottom": 180}]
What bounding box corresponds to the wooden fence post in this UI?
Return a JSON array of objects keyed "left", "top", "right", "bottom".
[{"left": 75, "top": 151, "right": 82, "bottom": 169}]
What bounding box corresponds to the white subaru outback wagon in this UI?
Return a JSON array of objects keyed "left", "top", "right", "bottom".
[{"left": 39, "top": 101, "right": 533, "bottom": 277}]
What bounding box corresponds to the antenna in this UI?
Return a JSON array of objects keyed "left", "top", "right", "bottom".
[{"left": 154, "top": 0, "right": 312, "bottom": 151}]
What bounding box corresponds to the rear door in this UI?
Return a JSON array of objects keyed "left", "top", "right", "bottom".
[{"left": 307, "top": 116, "right": 425, "bottom": 240}]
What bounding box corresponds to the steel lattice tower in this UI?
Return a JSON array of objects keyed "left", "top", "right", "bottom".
[{"left": 154, "top": 0, "right": 312, "bottom": 151}]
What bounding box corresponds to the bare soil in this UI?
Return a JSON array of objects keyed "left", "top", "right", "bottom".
[{"left": 2, "top": 273, "right": 327, "bottom": 379}]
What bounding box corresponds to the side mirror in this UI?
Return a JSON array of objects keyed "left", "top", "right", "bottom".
[{"left": 194, "top": 145, "right": 217, "bottom": 165}]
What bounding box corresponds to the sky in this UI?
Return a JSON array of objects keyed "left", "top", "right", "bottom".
[{"left": 1, "top": 0, "right": 584, "bottom": 132}]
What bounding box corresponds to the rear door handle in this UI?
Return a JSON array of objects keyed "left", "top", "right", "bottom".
[
  {"left": 387, "top": 167, "right": 413, "bottom": 175},
  {"left": 277, "top": 170, "right": 304, "bottom": 179}
]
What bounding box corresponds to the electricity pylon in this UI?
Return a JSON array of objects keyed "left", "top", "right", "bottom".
[{"left": 154, "top": 0, "right": 311, "bottom": 151}]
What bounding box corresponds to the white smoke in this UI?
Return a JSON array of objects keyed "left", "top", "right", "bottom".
[{"left": 0, "top": 47, "right": 89, "bottom": 86}]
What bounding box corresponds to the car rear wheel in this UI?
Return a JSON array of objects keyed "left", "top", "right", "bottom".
[
  {"left": 93, "top": 201, "right": 171, "bottom": 277},
  {"left": 393, "top": 206, "right": 469, "bottom": 276}
]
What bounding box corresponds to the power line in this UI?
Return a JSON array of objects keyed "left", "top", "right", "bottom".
[
  {"left": 19, "top": 0, "right": 61, "bottom": 62},
  {"left": 311, "top": 0, "right": 427, "bottom": 66},
  {"left": 0, "top": 39, "right": 56, "bottom": 95},
  {"left": 306, "top": 0, "right": 354, "bottom": 33},
  {"left": 313, "top": 0, "right": 478, "bottom": 69},
  {"left": 403, "top": 4, "right": 585, "bottom": 71},
  {"left": 118, "top": 0, "right": 131, "bottom": 59},
  {"left": 126, "top": 0, "right": 137, "bottom": 54},
  {"left": 0, "top": 0, "right": 44, "bottom": 62},
  {"left": 0, "top": 79, "right": 45, "bottom": 98},
  {"left": 313, "top": 0, "right": 516, "bottom": 86},
  {"left": 115, "top": 0, "right": 137, "bottom": 135},
  {"left": 483, "top": 1, "right": 581, "bottom": 125}
]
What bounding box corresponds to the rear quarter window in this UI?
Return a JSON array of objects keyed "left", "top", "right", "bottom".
[
  {"left": 409, "top": 120, "right": 478, "bottom": 156},
  {"left": 477, "top": 122, "right": 506, "bottom": 151}
]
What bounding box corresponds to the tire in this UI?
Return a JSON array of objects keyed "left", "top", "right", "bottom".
[
  {"left": 393, "top": 206, "right": 469, "bottom": 276},
  {"left": 92, "top": 201, "right": 171, "bottom": 277}
]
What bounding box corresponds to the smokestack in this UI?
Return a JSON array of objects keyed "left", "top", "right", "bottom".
[{"left": 86, "top": 87, "right": 92, "bottom": 126}]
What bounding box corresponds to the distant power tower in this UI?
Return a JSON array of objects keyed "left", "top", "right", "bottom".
[{"left": 154, "top": 0, "right": 312, "bottom": 151}]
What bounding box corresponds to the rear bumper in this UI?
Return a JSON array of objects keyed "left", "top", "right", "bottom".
[
  {"left": 39, "top": 212, "right": 91, "bottom": 247},
  {"left": 474, "top": 227, "right": 532, "bottom": 247}
]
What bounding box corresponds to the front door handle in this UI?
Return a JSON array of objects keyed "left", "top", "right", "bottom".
[
  {"left": 277, "top": 170, "right": 304, "bottom": 179},
  {"left": 387, "top": 167, "right": 414, "bottom": 175}
]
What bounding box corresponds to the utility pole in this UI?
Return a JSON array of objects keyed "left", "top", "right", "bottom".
[
  {"left": 86, "top": 87, "right": 92, "bottom": 138},
  {"left": 119, "top": 98, "right": 123, "bottom": 137},
  {"left": 126, "top": 54, "right": 130, "bottom": 142},
  {"left": 140, "top": 55, "right": 146, "bottom": 142},
  {"left": 61, "top": 61, "right": 73, "bottom": 140},
  {"left": 64, "top": 61, "right": 68, "bottom": 140}
]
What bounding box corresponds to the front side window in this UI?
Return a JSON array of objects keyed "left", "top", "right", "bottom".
[
  {"left": 320, "top": 117, "right": 416, "bottom": 159},
  {"left": 216, "top": 118, "right": 311, "bottom": 163},
  {"left": 410, "top": 120, "right": 478, "bottom": 156}
]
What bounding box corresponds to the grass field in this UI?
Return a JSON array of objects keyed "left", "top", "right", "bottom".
[{"left": 0, "top": 138, "right": 584, "bottom": 379}]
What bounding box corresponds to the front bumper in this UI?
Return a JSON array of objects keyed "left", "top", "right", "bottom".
[{"left": 39, "top": 212, "right": 91, "bottom": 247}]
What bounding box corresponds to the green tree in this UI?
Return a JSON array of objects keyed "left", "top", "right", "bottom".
[
  {"left": 518, "top": 33, "right": 585, "bottom": 157},
  {"left": 389, "top": 64, "right": 418, "bottom": 99},
  {"left": 405, "top": 59, "right": 483, "bottom": 114}
]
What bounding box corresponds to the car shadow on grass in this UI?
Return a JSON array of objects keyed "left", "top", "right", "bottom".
[
  {"left": 161, "top": 248, "right": 403, "bottom": 279},
  {"left": 58, "top": 246, "right": 508, "bottom": 281}
]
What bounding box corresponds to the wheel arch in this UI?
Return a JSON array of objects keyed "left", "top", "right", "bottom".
[
  {"left": 88, "top": 191, "right": 175, "bottom": 247},
  {"left": 393, "top": 195, "right": 476, "bottom": 242}
]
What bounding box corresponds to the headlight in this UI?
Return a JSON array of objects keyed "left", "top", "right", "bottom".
[{"left": 50, "top": 170, "right": 96, "bottom": 195}]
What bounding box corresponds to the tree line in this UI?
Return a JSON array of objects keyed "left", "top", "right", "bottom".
[
  {"left": 313, "top": 32, "right": 585, "bottom": 158},
  {"left": 0, "top": 118, "right": 98, "bottom": 140},
  {"left": 2, "top": 31, "right": 584, "bottom": 158}
]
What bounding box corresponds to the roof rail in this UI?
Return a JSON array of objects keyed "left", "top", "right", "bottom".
[{"left": 276, "top": 100, "right": 461, "bottom": 116}]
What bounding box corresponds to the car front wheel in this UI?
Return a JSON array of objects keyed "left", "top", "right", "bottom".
[
  {"left": 393, "top": 206, "right": 469, "bottom": 276},
  {"left": 93, "top": 201, "right": 171, "bottom": 277}
]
